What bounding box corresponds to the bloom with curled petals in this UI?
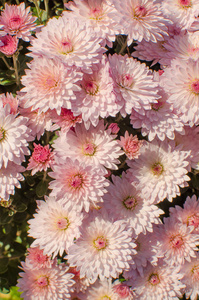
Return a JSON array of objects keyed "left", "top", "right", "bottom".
[
  {"left": 109, "top": 54, "right": 159, "bottom": 115},
  {"left": 71, "top": 56, "right": 122, "bottom": 129},
  {"left": 0, "top": 34, "right": 18, "bottom": 56},
  {"left": 25, "top": 247, "right": 53, "bottom": 270},
  {"left": 28, "top": 196, "right": 83, "bottom": 258},
  {"left": 67, "top": 267, "right": 90, "bottom": 293},
  {"left": 0, "top": 92, "right": 18, "bottom": 115},
  {"left": 52, "top": 121, "right": 123, "bottom": 174},
  {"left": 161, "top": 58, "right": 199, "bottom": 126},
  {"left": 129, "top": 261, "right": 185, "bottom": 300},
  {"left": 110, "top": 0, "right": 170, "bottom": 44},
  {"left": 28, "top": 13, "right": 102, "bottom": 71},
  {"left": 103, "top": 174, "right": 163, "bottom": 235},
  {"left": 27, "top": 143, "right": 54, "bottom": 176},
  {"left": 126, "top": 140, "right": 191, "bottom": 204},
  {"left": 51, "top": 108, "right": 82, "bottom": 133},
  {"left": 21, "top": 57, "right": 82, "bottom": 114},
  {"left": 67, "top": 212, "right": 136, "bottom": 283},
  {"left": 0, "top": 103, "right": 33, "bottom": 168},
  {"left": 49, "top": 158, "right": 109, "bottom": 212},
  {"left": 0, "top": 3, "right": 37, "bottom": 41},
  {"left": 118, "top": 131, "right": 143, "bottom": 159},
  {"left": 17, "top": 261, "right": 75, "bottom": 300},
  {"left": 0, "top": 161, "right": 24, "bottom": 201}
]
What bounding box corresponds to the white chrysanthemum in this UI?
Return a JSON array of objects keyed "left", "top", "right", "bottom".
[
  {"left": 161, "top": 58, "right": 199, "bottom": 126},
  {"left": 110, "top": 0, "right": 170, "bottom": 44},
  {"left": 169, "top": 195, "right": 199, "bottom": 234},
  {"left": 0, "top": 103, "right": 33, "bottom": 168},
  {"left": 52, "top": 120, "right": 123, "bottom": 174},
  {"left": 175, "top": 125, "right": 199, "bottom": 169},
  {"left": 28, "top": 13, "right": 103, "bottom": 71},
  {"left": 103, "top": 174, "right": 163, "bottom": 235},
  {"left": 67, "top": 212, "right": 136, "bottom": 284},
  {"left": 21, "top": 57, "right": 82, "bottom": 114},
  {"left": 109, "top": 54, "right": 159, "bottom": 115},
  {"left": 132, "top": 39, "right": 171, "bottom": 67},
  {"left": 0, "top": 162, "right": 25, "bottom": 201},
  {"left": 71, "top": 56, "right": 122, "bottom": 129},
  {"left": 126, "top": 140, "right": 191, "bottom": 204},
  {"left": 17, "top": 261, "right": 75, "bottom": 300},
  {"left": 49, "top": 158, "right": 109, "bottom": 212},
  {"left": 161, "top": 0, "right": 199, "bottom": 30},
  {"left": 80, "top": 278, "right": 116, "bottom": 300},
  {"left": 130, "top": 261, "right": 185, "bottom": 300},
  {"left": 163, "top": 31, "right": 199, "bottom": 62},
  {"left": 153, "top": 217, "right": 199, "bottom": 266},
  {"left": 180, "top": 252, "right": 199, "bottom": 300},
  {"left": 28, "top": 196, "right": 83, "bottom": 258},
  {"left": 130, "top": 88, "right": 185, "bottom": 141},
  {"left": 65, "top": 0, "right": 122, "bottom": 46}
]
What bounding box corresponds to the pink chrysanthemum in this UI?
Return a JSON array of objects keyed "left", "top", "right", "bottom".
[
  {"left": 0, "top": 92, "right": 18, "bottom": 115},
  {"left": 109, "top": 54, "right": 159, "bottom": 115},
  {"left": 28, "top": 196, "right": 83, "bottom": 258},
  {"left": 130, "top": 87, "right": 185, "bottom": 141},
  {"left": 21, "top": 56, "right": 82, "bottom": 114},
  {"left": 0, "top": 3, "right": 37, "bottom": 41},
  {"left": 67, "top": 266, "right": 90, "bottom": 293},
  {"left": 103, "top": 174, "right": 163, "bottom": 235},
  {"left": 27, "top": 143, "right": 54, "bottom": 176},
  {"left": 112, "top": 280, "right": 134, "bottom": 300},
  {"left": 65, "top": 0, "right": 122, "bottom": 46},
  {"left": 110, "top": 0, "right": 170, "bottom": 44},
  {"left": 118, "top": 131, "right": 143, "bottom": 159},
  {"left": 169, "top": 195, "right": 199, "bottom": 234},
  {"left": 130, "top": 261, "right": 185, "bottom": 300},
  {"left": 161, "top": 58, "right": 199, "bottom": 126},
  {"left": 49, "top": 158, "right": 109, "bottom": 212},
  {"left": 180, "top": 252, "right": 199, "bottom": 300},
  {"left": 108, "top": 123, "right": 120, "bottom": 134},
  {"left": 126, "top": 140, "right": 191, "bottom": 204},
  {"left": 0, "top": 161, "right": 24, "bottom": 201},
  {"left": 0, "top": 34, "right": 18, "bottom": 55},
  {"left": 51, "top": 108, "right": 82, "bottom": 133},
  {"left": 71, "top": 56, "right": 122, "bottom": 129},
  {"left": 161, "top": 0, "right": 199, "bottom": 30},
  {"left": 153, "top": 217, "right": 199, "bottom": 266},
  {"left": 17, "top": 261, "right": 75, "bottom": 300},
  {"left": 0, "top": 103, "right": 33, "bottom": 168},
  {"left": 52, "top": 121, "right": 123, "bottom": 174},
  {"left": 67, "top": 212, "right": 136, "bottom": 283},
  {"left": 28, "top": 13, "right": 102, "bottom": 71},
  {"left": 25, "top": 247, "right": 53, "bottom": 270}
]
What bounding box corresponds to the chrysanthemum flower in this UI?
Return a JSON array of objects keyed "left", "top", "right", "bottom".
[
  {"left": 153, "top": 216, "right": 199, "bottom": 266},
  {"left": 17, "top": 261, "right": 75, "bottom": 300},
  {"left": 130, "top": 88, "right": 185, "bottom": 141},
  {"left": 28, "top": 13, "right": 103, "bottom": 71},
  {"left": 27, "top": 143, "right": 54, "bottom": 176},
  {"left": 28, "top": 196, "right": 83, "bottom": 258},
  {"left": 0, "top": 161, "right": 24, "bottom": 201},
  {"left": 51, "top": 108, "right": 82, "bottom": 133},
  {"left": 0, "top": 103, "right": 33, "bottom": 168},
  {"left": 67, "top": 212, "right": 136, "bottom": 283},
  {"left": 21, "top": 57, "right": 82, "bottom": 114},
  {"left": 118, "top": 131, "right": 143, "bottom": 159},
  {"left": 110, "top": 0, "right": 170, "bottom": 44},
  {"left": 103, "top": 174, "right": 163, "bottom": 235},
  {"left": 126, "top": 140, "right": 190, "bottom": 204},
  {"left": 52, "top": 121, "right": 123, "bottom": 174},
  {"left": 180, "top": 252, "right": 199, "bottom": 300},
  {"left": 108, "top": 123, "right": 120, "bottom": 134},
  {"left": 161, "top": 0, "right": 199, "bottom": 30},
  {"left": 49, "top": 158, "right": 109, "bottom": 212},
  {"left": 71, "top": 56, "right": 122, "bottom": 129},
  {"left": 79, "top": 278, "right": 116, "bottom": 300},
  {"left": 0, "top": 34, "right": 18, "bottom": 55},
  {"left": 112, "top": 280, "right": 134, "bottom": 300},
  {"left": 161, "top": 58, "right": 199, "bottom": 126},
  {"left": 0, "top": 3, "right": 37, "bottom": 41},
  {"left": 25, "top": 247, "right": 53, "bottom": 270},
  {"left": 130, "top": 261, "right": 185, "bottom": 300},
  {"left": 67, "top": 266, "right": 90, "bottom": 293},
  {"left": 109, "top": 54, "right": 159, "bottom": 115},
  {"left": 169, "top": 195, "right": 199, "bottom": 234},
  {"left": 0, "top": 92, "right": 18, "bottom": 115}
]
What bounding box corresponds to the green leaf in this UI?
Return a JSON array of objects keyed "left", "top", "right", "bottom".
[
  {"left": 0, "top": 258, "right": 9, "bottom": 274},
  {"left": 0, "top": 78, "right": 16, "bottom": 86},
  {"left": 36, "top": 181, "right": 48, "bottom": 197}
]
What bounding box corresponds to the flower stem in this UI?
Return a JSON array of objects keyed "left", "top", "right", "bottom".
[
  {"left": 12, "top": 53, "right": 20, "bottom": 86},
  {"left": 44, "top": 0, "right": 49, "bottom": 19},
  {"left": 1, "top": 57, "right": 12, "bottom": 70}
]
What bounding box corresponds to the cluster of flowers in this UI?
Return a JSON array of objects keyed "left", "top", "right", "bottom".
[{"left": 1, "top": 0, "right": 199, "bottom": 299}]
